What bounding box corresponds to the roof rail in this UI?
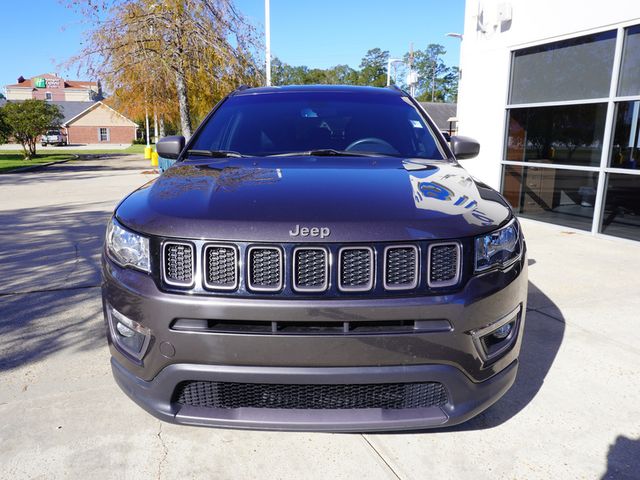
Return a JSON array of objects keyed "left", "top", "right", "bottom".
[
  {"left": 230, "top": 85, "right": 252, "bottom": 95},
  {"left": 386, "top": 85, "right": 405, "bottom": 95}
]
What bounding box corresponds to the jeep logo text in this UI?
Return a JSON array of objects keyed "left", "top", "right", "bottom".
[{"left": 289, "top": 224, "right": 331, "bottom": 239}]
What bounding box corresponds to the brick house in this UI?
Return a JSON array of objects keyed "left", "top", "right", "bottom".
[{"left": 61, "top": 101, "right": 137, "bottom": 144}]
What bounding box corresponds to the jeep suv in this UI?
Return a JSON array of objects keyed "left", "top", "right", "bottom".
[{"left": 102, "top": 85, "right": 527, "bottom": 431}]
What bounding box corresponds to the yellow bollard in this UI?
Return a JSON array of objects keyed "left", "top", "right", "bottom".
[
  {"left": 144, "top": 145, "right": 152, "bottom": 160},
  {"left": 151, "top": 150, "right": 159, "bottom": 167}
]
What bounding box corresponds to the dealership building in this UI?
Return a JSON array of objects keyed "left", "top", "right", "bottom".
[
  {"left": 2, "top": 74, "right": 137, "bottom": 144},
  {"left": 457, "top": 0, "right": 640, "bottom": 242}
]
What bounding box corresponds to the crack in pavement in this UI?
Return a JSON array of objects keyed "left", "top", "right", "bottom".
[
  {"left": 361, "top": 435, "right": 401, "bottom": 479},
  {"left": 0, "top": 284, "right": 101, "bottom": 297},
  {"left": 157, "top": 423, "right": 168, "bottom": 480}
]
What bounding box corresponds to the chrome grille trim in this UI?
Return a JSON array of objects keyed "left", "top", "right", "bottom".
[
  {"left": 162, "top": 241, "right": 195, "bottom": 288},
  {"left": 292, "top": 247, "right": 329, "bottom": 293},
  {"left": 203, "top": 244, "right": 239, "bottom": 291},
  {"left": 383, "top": 245, "right": 419, "bottom": 290},
  {"left": 247, "top": 246, "right": 284, "bottom": 292},
  {"left": 338, "top": 246, "right": 374, "bottom": 292},
  {"left": 427, "top": 242, "right": 462, "bottom": 288}
]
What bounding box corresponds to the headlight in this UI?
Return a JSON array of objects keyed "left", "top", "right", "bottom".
[
  {"left": 106, "top": 217, "right": 150, "bottom": 272},
  {"left": 475, "top": 219, "right": 522, "bottom": 272}
]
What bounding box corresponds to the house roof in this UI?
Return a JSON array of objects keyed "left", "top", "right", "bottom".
[
  {"left": 63, "top": 101, "right": 138, "bottom": 127},
  {"left": 52, "top": 101, "right": 100, "bottom": 124},
  {"left": 0, "top": 100, "right": 136, "bottom": 128},
  {"left": 419, "top": 102, "right": 458, "bottom": 131}
]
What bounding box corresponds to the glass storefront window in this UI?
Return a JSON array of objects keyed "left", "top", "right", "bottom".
[
  {"left": 502, "top": 165, "right": 598, "bottom": 231},
  {"left": 601, "top": 174, "right": 640, "bottom": 241},
  {"left": 618, "top": 25, "right": 640, "bottom": 97},
  {"left": 506, "top": 104, "right": 607, "bottom": 167},
  {"left": 610, "top": 101, "right": 640, "bottom": 170},
  {"left": 510, "top": 30, "right": 616, "bottom": 104}
]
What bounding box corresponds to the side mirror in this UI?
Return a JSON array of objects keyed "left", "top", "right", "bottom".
[
  {"left": 450, "top": 135, "right": 480, "bottom": 160},
  {"left": 156, "top": 135, "right": 185, "bottom": 159}
]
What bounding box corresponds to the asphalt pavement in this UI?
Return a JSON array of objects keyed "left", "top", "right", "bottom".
[{"left": 0, "top": 156, "right": 638, "bottom": 479}]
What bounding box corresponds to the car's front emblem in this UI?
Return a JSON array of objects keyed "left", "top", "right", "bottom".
[{"left": 289, "top": 224, "right": 331, "bottom": 239}]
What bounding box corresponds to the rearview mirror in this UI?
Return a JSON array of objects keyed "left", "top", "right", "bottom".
[
  {"left": 450, "top": 135, "right": 480, "bottom": 160},
  {"left": 156, "top": 136, "right": 185, "bottom": 159}
]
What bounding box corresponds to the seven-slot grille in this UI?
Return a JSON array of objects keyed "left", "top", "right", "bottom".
[
  {"left": 204, "top": 245, "right": 238, "bottom": 290},
  {"left": 293, "top": 248, "right": 328, "bottom": 292},
  {"left": 428, "top": 243, "right": 461, "bottom": 287},
  {"left": 339, "top": 247, "right": 374, "bottom": 292},
  {"left": 161, "top": 241, "right": 462, "bottom": 293},
  {"left": 248, "top": 247, "right": 283, "bottom": 291},
  {"left": 163, "top": 242, "right": 194, "bottom": 286},
  {"left": 174, "top": 380, "right": 448, "bottom": 410}
]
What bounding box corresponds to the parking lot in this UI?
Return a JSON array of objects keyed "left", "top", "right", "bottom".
[{"left": 0, "top": 156, "right": 638, "bottom": 479}]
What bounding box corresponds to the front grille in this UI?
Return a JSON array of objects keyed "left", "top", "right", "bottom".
[
  {"left": 159, "top": 240, "right": 465, "bottom": 296},
  {"left": 248, "top": 247, "right": 283, "bottom": 291},
  {"left": 428, "top": 243, "right": 461, "bottom": 287},
  {"left": 204, "top": 245, "right": 238, "bottom": 290},
  {"left": 339, "top": 247, "right": 374, "bottom": 291},
  {"left": 174, "top": 381, "right": 448, "bottom": 410},
  {"left": 384, "top": 246, "right": 418, "bottom": 290},
  {"left": 293, "top": 248, "right": 328, "bottom": 292},
  {"left": 163, "top": 242, "right": 194, "bottom": 286}
]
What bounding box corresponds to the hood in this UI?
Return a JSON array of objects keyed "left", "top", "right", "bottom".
[{"left": 116, "top": 157, "right": 512, "bottom": 242}]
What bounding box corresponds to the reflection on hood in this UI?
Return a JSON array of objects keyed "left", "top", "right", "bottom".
[{"left": 409, "top": 169, "right": 501, "bottom": 227}]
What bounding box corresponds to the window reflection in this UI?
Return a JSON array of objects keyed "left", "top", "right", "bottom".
[
  {"left": 510, "top": 30, "right": 616, "bottom": 104},
  {"left": 502, "top": 165, "right": 598, "bottom": 231},
  {"left": 610, "top": 101, "right": 640, "bottom": 170},
  {"left": 506, "top": 104, "right": 607, "bottom": 167},
  {"left": 618, "top": 25, "right": 640, "bottom": 97},
  {"left": 601, "top": 174, "right": 640, "bottom": 241}
]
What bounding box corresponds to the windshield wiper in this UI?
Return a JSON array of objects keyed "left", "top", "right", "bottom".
[
  {"left": 186, "top": 149, "right": 246, "bottom": 158},
  {"left": 267, "top": 149, "right": 387, "bottom": 158}
]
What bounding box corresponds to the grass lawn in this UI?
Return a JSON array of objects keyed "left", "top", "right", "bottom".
[
  {"left": 0, "top": 153, "right": 75, "bottom": 173},
  {"left": 0, "top": 144, "right": 147, "bottom": 173}
]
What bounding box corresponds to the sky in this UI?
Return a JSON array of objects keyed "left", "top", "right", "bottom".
[{"left": 0, "top": 0, "right": 465, "bottom": 91}]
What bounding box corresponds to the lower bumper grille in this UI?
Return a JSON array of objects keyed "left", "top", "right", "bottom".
[{"left": 174, "top": 381, "right": 448, "bottom": 410}]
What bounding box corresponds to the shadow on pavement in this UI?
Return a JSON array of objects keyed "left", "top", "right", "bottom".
[
  {"left": 602, "top": 435, "right": 640, "bottom": 479},
  {"left": 0, "top": 203, "right": 113, "bottom": 372},
  {"left": 440, "top": 281, "right": 565, "bottom": 431}
]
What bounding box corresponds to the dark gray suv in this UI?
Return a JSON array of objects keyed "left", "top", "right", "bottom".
[{"left": 102, "top": 85, "right": 527, "bottom": 431}]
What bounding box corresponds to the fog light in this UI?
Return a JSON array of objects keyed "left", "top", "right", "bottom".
[
  {"left": 109, "top": 307, "right": 151, "bottom": 361},
  {"left": 470, "top": 306, "right": 521, "bottom": 363},
  {"left": 116, "top": 321, "right": 135, "bottom": 338},
  {"left": 492, "top": 322, "right": 512, "bottom": 340}
]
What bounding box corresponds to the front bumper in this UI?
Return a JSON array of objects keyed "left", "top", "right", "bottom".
[
  {"left": 103, "top": 253, "right": 527, "bottom": 431},
  {"left": 112, "top": 358, "right": 518, "bottom": 431}
]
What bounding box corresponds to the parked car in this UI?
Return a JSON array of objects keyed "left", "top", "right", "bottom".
[
  {"left": 102, "top": 85, "right": 527, "bottom": 431},
  {"left": 41, "top": 129, "right": 67, "bottom": 146}
]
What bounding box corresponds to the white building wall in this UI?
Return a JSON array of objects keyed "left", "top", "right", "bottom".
[{"left": 457, "top": 0, "right": 640, "bottom": 189}]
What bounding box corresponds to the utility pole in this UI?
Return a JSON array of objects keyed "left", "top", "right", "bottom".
[{"left": 265, "top": 0, "right": 271, "bottom": 86}]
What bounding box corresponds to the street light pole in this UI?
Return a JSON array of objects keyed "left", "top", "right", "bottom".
[
  {"left": 386, "top": 58, "right": 403, "bottom": 86},
  {"left": 265, "top": 0, "right": 271, "bottom": 86}
]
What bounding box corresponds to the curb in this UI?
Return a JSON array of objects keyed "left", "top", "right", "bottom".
[{"left": 3, "top": 154, "right": 80, "bottom": 174}]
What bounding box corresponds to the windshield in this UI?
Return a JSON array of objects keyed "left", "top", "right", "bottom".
[
  {"left": 46, "top": 130, "right": 60, "bottom": 135},
  {"left": 189, "top": 91, "right": 445, "bottom": 160}
]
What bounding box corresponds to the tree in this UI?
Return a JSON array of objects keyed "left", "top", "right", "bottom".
[
  {"left": 2, "top": 100, "right": 63, "bottom": 159},
  {"left": 67, "top": 0, "right": 262, "bottom": 138},
  {"left": 358, "top": 48, "right": 389, "bottom": 87},
  {"left": 0, "top": 107, "right": 10, "bottom": 144},
  {"left": 404, "top": 44, "right": 458, "bottom": 102}
]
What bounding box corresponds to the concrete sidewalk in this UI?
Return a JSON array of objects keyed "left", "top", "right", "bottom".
[{"left": 0, "top": 157, "right": 638, "bottom": 479}]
